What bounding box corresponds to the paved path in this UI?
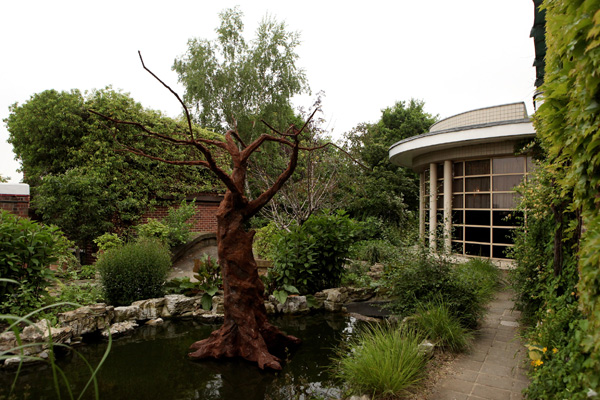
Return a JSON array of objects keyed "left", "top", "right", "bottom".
[{"left": 429, "top": 289, "right": 530, "bottom": 400}]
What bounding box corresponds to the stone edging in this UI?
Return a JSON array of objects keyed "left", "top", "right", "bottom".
[{"left": 1, "top": 287, "right": 376, "bottom": 367}]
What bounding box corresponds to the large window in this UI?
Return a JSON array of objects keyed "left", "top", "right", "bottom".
[
  {"left": 452, "top": 156, "right": 531, "bottom": 259},
  {"left": 425, "top": 156, "right": 533, "bottom": 259}
]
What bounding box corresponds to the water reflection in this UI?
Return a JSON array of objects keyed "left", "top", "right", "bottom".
[{"left": 0, "top": 313, "right": 360, "bottom": 400}]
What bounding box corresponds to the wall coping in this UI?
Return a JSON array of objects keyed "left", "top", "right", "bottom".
[{"left": 0, "top": 183, "right": 30, "bottom": 195}]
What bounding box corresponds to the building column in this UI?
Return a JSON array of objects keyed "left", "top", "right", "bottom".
[
  {"left": 443, "top": 160, "right": 453, "bottom": 253},
  {"left": 419, "top": 171, "right": 426, "bottom": 242},
  {"left": 429, "top": 163, "right": 437, "bottom": 251}
]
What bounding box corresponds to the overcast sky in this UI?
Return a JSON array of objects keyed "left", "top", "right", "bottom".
[{"left": 0, "top": 0, "right": 536, "bottom": 183}]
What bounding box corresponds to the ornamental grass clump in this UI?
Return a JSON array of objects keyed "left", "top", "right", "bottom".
[
  {"left": 332, "top": 322, "right": 427, "bottom": 399},
  {"left": 97, "top": 238, "right": 171, "bottom": 306},
  {"left": 413, "top": 299, "right": 473, "bottom": 353}
]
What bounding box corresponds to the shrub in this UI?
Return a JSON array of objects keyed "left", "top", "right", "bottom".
[
  {"left": 412, "top": 299, "right": 473, "bottom": 353},
  {"left": 269, "top": 211, "right": 358, "bottom": 294},
  {"left": 332, "top": 322, "right": 427, "bottom": 398},
  {"left": 455, "top": 258, "right": 501, "bottom": 304},
  {"left": 0, "top": 211, "right": 63, "bottom": 314},
  {"left": 93, "top": 232, "right": 124, "bottom": 252},
  {"left": 97, "top": 238, "right": 171, "bottom": 306},
  {"left": 137, "top": 200, "right": 196, "bottom": 248},
  {"left": 382, "top": 250, "right": 487, "bottom": 329},
  {"left": 252, "top": 221, "right": 281, "bottom": 261}
]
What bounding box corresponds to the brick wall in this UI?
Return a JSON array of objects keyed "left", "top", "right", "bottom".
[
  {"left": 0, "top": 184, "right": 30, "bottom": 218},
  {"left": 140, "top": 193, "right": 223, "bottom": 233}
]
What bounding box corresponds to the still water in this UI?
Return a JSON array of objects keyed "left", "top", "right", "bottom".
[{"left": 1, "top": 313, "right": 359, "bottom": 400}]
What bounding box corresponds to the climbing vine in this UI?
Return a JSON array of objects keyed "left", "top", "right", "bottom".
[{"left": 517, "top": 0, "right": 600, "bottom": 396}]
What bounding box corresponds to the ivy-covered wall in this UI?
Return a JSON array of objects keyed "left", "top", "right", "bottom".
[{"left": 522, "top": 0, "right": 600, "bottom": 396}]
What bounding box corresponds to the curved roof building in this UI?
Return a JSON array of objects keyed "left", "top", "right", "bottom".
[{"left": 389, "top": 103, "right": 535, "bottom": 262}]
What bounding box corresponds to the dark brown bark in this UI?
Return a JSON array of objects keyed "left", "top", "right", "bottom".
[{"left": 188, "top": 192, "right": 301, "bottom": 370}]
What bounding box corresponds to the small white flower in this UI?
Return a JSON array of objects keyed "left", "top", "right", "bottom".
[{"left": 587, "top": 388, "right": 598, "bottom": 398}]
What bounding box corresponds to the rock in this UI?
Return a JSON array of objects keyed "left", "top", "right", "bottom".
[
  {"left": 349, "top": 313, "right": 381, "bottom": 323},
  {"left": 367, "top": 263, "right": 385, "bottom": 280},
  {"left": 103, "top": 321, "right": 138, "bottom": 338},
  {"left": 345, "top": 287, "right": 375, "bottom": 302},
  {"left": 418, "top": 339, "right": 435, "bottom": 356},
  {"left": 131, "top": 298, "right": 165, "bottom": 320},
  {"left": 162, "top": 294, "right": 198, "bottom": 318},
  {"left": 58, "top": 304, "right": 114, "bottom": 337},
  {"left": 146, "top": 318, "right": 164, "bottom": 326},
  {"left": 323, "top": 288, "right": 348, "bottom": 303},
  {"left": 113, "top": 305, "right": 141, "bottom": 322},
  {"left": 264, "top": 301, "right": 276, "bottom": 315},
  {"left": 211, "top": 295, "right": 224, "bottom": 314},
  {"left": 278, "top": 296, "right": 309, "bottom": 314},
  {"left": 347, "top": 395, "right": 370, "bottom": 400},
  {"left": 0, "top": 331, "right": 17, "bottom": 352}
]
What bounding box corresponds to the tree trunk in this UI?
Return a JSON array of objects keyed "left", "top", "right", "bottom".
[{"left": 188, "top": 193, "right": 301, "bottom": 370}]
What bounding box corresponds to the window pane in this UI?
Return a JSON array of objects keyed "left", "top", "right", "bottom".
[
  {"left": 526, "top": 156, "right": 536, "bottom": 172},
  {"left": 465, "top": 227, "right": 490, "bottom": 243},
  {"left": 465, "top": 243, "right": 491, "bottom": 257},
  {"left": 493, "top": 175, "right": 524, "bottom": 191},
  {"left": 452, "top": 210, "right": 463, "bottom": 224},
  {"left": 452, "top": 241, "right": 464, "bottom": 254},
  {"left": 437, "top": 181, "right": 443, "bottom": 194},
  {"left": 437, "top": 195, "right": 444, "bottom": 209},
  {"left": 452, "top": 226, "right": 463, "bottom": 241},
  {"left": 493, "top": 245, "right": 511, "bottom": 259},
  {"left": 493, "top": 228, "right": 514, "bottom": 245},
  {"left": 453, "top": 194, "right": 463, "bottom": 208},
  {"left": 465, "top": 210, "right": 491, "bottom": 226},
  {"left": 465, "top": 177, "right": 490, "bottom": 192},
  {"left": 493, "top": 210, "right": 523, "bottom": 226},
  {"left": 453, "top": 178, "right": 463, "bottom": 193},
  {"left": 465, "top": 160, "right": 490, "bottom": 175},
  {"left": 454, "top": 162, "right": 463, "bottom": 177},
  {"left": 466, "top": 193, "right": 490, "bottom": 208},
  {"left": 493, "top": 193, "right": 521, "bottom": 209},
  {"left": 437, "top": 164, "right": 444, "bottom": 179},
  {"left": 493, "top": 157, "right": 524, "bottom": 174}
]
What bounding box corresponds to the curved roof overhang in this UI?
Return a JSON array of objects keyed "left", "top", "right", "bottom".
[{"left": 389, "top": 119, "right": 535, "bottom": 169}]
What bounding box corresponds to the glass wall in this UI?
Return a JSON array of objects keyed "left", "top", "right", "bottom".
[{"left": 424, "top": 156, "right": 533, "bottom": 259}]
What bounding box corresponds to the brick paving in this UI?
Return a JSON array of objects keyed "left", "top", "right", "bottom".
[{"left": 429, "top": 289, "right": 530, "bottom": 400}]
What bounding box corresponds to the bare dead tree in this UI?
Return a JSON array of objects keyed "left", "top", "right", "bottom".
[{"left": 91, "top": 52, "right": 337, "bottom": 370}]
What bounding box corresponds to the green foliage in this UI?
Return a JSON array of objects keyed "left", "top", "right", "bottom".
[
  {"left": 252, "top": 221, "right": 280, "bottom": 260},
  {"left": 531, "top": 0, "right": 600, "bottom": 394},
  {"left": 382, "top": 252, "right": 497, "bottom": 329},
  {"left": 339, "top": 100, "right": 436, "bottom": 222},
  {"left": 136, "top": 200, "right": 197, "bottom": 248},
  {"left": 332, "top": 322, "right": 427, "bottom": 399},
  {"left": 1, "top": 279, "right": 111, "bottom": 400},
  {"left": 0, "top": 211, "right": 63, "bottom": 314},
  {"left": 193, "top": 254, "right": 222, "bottom": 310},
  {"left": 412, "top": 299, "right": 473, "bottom": 353},
  {"left": 5, "top": 88, "right": 219, "bottom": 248},
  {"left": 454, "top": 258, "right": 501, "bottom": 305},
  {"left": 173, "top": 6, "right": 309, "bottom": 138},
  {"left": 96, "top": 238, "right": 171, "bottom": 306},
  {"left": 93, "top": 232, "right": 124, "bottom": 252},
  {"left": 269, "top": 211, "right": 357, "bottom": 294},
  {"left": 53, "top": 282, "right": 104, "bottom": 311},
  {"left": 340, "top": 261, "right": 374, "bottom": 289},
  {"left": 164, "top": 277, "right": 202, "bottom": 297},
  {"left": 136, "top": 218, "right": 170, "bottom": 244}
]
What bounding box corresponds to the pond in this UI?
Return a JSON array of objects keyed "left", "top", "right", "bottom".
[{"left": 0, "top": 313, "right": 361, "bottom": 400}]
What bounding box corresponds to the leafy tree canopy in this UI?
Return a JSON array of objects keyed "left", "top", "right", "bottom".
[
  {"left": 339, "top": 99, "right": 437, "bottom": 223},
  {"left": 5, "top": 88, "right": 220, "bottom": 247},
  {"left": 172, "top": 6, "right": 310, "bottom": 140}
]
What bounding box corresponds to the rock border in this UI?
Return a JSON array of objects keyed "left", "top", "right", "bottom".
[{"left": 1, "top": 287, "right": 377, "bottom": 367}]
